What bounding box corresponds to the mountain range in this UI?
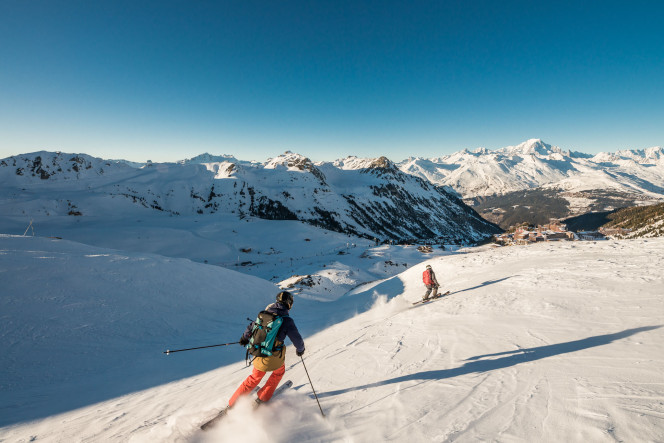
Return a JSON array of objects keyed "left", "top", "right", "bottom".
[
  {"left": 3, "top": 138, "right": 663, "bottom": 235},
  {"left": 0, "top": 151, "right": 499, "bottom": 244},
  {"left": 399, "top": 139, "right": 664, "bottom": 197},
  {"left": 399, "top": 139, "right": 664, "bottom": 227}
]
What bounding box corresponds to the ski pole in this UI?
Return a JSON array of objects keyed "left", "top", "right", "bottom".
[
  {"left": 163, "top": 342, "right": 240, "bottom": 355},
  {"left": 300, "top": 355, "right": 325, "bottom": 417}
]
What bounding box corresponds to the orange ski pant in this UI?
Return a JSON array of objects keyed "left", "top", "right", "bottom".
[{"left": 228, "top": 365, "right": 285, "bottom": 406}]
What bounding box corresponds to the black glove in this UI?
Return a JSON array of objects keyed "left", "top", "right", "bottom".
[
  {"left": 296, "top": 348, "right": 305, "bottom": 357},
  {"left": 239, "top": 336, "right": 249, "bottom": 346}
]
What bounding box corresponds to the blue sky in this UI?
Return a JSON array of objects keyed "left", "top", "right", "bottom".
[{"left": 1, "top": 1, "right": 662, "bottom": 162}]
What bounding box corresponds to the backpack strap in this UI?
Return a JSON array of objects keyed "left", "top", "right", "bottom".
[{"left": 245, "top": 317, "right": 256, "bottom": 366}]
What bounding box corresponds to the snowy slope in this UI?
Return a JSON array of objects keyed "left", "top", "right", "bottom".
[
  {"left": 0, "top": 231, "right": 451, "bottom": 426},
  {"left": 1, "top": 236, "right": 662, "bottom": 442},
  {"left": 0, "top": 235, "right": 279, "bottom": 426}
]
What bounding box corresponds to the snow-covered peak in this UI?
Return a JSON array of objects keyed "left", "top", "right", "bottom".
[
  {"left": 333, "top": 156, "right": 377, "bottom": 170},
  {"left": 263, "top": 151, "right": 328, "bottom": 184},
  {"left": 333, "top": 155, "right": 397, "bottom": 172},
  {"left": 592, "top": 146, "right": 663, "bottom": 164},
  {"left": 112, "top": 159, "right": 145, "bottom": 168},
  {"left": 178, "top": 153, "right": 240, "bottom": 165},
  {"left": 264, "top": 151, "right": 315, "bottom": 171},
  {"left": 646, "top": 146, "right": 664, "bottom": 157},
  {"left": 201, "top": 161, "right": 240, "bottom": 179},
  {"left": 440, "top": 139, "right": 564, "bottom": 159},
  {"left": 0, "top": 151, "right": 134, "bottom": 181},
  {"left": 497, "top": 139, "right": 565, "bottom": 157},
  {"left": 619, "top": 146, "right": 663, "bottom": 163},
  {"left": 441, "top": 141, "right": 565, "bottom": 162},
  {"left": 396, "top": 138, "right": 663, "bottom": 199},
  {"left": 366, "top": 156, "right": 396, "bottom": 170},
  {"left": 591, "top": 152, "right": 622, "bottom": 163}
]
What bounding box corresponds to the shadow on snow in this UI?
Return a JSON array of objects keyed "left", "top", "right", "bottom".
[
  {"left": 450, "top": 277, "right": 513, "bottom": 295},
  {"left": 315, "top": 326, "right": 661, "bottom": 399},
  {"left": 408, "top": 277, "right": 512, "bottom": 310}
]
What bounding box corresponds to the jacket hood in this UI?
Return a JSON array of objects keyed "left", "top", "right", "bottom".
[{"left": 265, "top": 302, "right": 290, "bottom": 316}]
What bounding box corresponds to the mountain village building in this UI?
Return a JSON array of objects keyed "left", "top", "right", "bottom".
[{"left": 495, "top": 219, "right": 602, "bottom": 245}]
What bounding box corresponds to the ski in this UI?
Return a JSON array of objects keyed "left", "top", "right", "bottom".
[
  {"left": 200, "top": 406, "right": 230, "bottom": 431},
  {"left": 253, "top": 379, "right": 293, "bottom": 410},
  {"left": 200, "top": 379, "right": 293, "bottom": 431},
  {"left": 412, "top": 290, "right": 450, "bottom": 305}
]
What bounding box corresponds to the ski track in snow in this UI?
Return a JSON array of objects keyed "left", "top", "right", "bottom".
[{"left": 1, "top": 237, "right": 663, "bottom": 442}]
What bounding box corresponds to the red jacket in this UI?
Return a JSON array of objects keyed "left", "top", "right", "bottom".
[{"left": 423, "top": 268, "right": 437, "bottom": 286}]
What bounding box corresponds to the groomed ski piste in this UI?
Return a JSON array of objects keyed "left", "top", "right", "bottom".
[{"left": 1, "top": 233, "right": 663, "bottom": 442}]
